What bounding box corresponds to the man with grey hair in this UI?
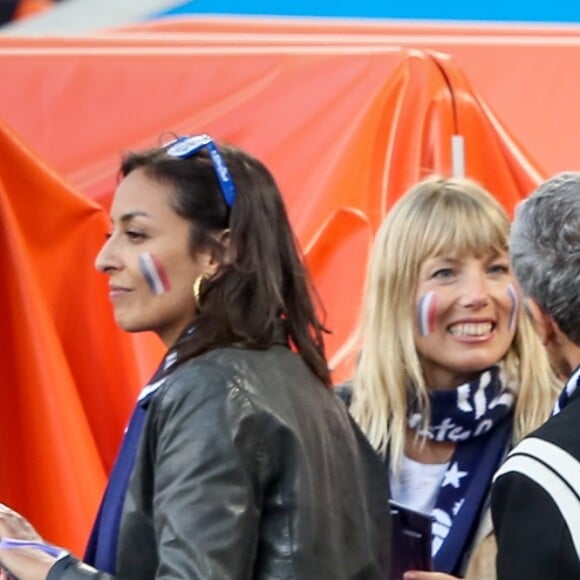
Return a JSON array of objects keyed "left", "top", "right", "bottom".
[{"left": 491, "top": 172, "right": 580, "bottom": 579}]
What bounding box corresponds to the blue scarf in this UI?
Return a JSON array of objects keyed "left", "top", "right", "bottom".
[
  {"left": 84, "top": 331, "right": 191, "bottom": 573},
  {"left": 407, "top": 366, "right": 514, "bottom": 574}
]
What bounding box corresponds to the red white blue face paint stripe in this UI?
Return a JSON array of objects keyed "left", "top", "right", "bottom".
[
  {"left": 138, "top": 252, "right": 171, "bottom": 296},
  {"left": 417, "top": 291, "right": 437, "bottom": 336},
  {"left": 508, "top": 283, "right": 519, "bottom": 332}
]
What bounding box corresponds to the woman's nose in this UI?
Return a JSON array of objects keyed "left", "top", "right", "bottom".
[
  {"left": 95, "top": 236, "right": 120, "bottom": 274},
  {"left": 458, "top": 272, "right": 490, "bottom": 309}
]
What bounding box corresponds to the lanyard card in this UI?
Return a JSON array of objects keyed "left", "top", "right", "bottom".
[{"left": 389, "top": 500, "right": 433, "bottom": 580}]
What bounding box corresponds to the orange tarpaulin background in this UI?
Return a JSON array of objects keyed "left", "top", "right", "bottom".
[
  {"left": 0, "top": 121, "right": 141, "bottom": 553},
  {"left": 110, "top": 17, "right": 580, "bottom": 178},
  {"left": 0, "top": 20, "right": 568, "bottom": 551}
]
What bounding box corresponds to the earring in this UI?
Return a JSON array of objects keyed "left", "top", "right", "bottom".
[{"left": 193, "top": 275, "right": 205, "bottom": 304}]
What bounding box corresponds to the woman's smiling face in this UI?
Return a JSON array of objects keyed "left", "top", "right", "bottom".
[
  {"left": 414, "top": 250, "right": 519, "bottom": 390},
  {"left": 95, "top": 168, "right": 215, "bottom": 347}
]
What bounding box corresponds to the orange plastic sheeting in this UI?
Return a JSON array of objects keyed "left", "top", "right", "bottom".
[
  {"left": 304, "top": 208, "right": 372, "bottom": 364},
  {"left": 1, "top": 27, "right": 577, "bottom": 180},
  {"left": 0, "top": 42, "right": 538, "bottom": 216},
  {"left": 429, "top": 51, "right": 544, "bottom": 214},
  {"left": 0, "top": 46, "right": 407, "bottom": 224},
  {"left": 106, "top": 17, "right": 580, "bottom": 177},
  {"left": 0, "top": 120, "right": 144, "bottom": 551},
  {"left": 0, "top": 34, "right": 573, "bottom": 184}
]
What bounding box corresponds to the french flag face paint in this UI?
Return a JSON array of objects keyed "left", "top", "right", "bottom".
[
  {"left": 507, "top": 283, "right": 519, "bottom": 332},
  {"left": 138, "top": 252, "right": 171, "bottom": 296},
  {"left": 417, "top": 291, "right": 437, "bottom": 336}
]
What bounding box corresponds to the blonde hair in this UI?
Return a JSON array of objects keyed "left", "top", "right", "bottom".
[{"left": 349, "top": 176, "right": 560, "bottom": 467}]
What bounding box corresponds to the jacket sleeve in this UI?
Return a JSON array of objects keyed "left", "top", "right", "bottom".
[
  {"left": 46, "top": 555, "right": 115, "bottom": 580},
  {"left": 146, "top": 364, "right": 268, "bottom": 579}
]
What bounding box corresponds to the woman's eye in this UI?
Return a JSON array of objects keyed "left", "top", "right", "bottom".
[
  {"left": 126, "top": 231, "right": 147, "bottom": 242},
  {"left": 488, "top": 263, "right": 509, "bottom": 275},
  {"left": 432, "top": 268, "right": 454, "bottom": 279}
]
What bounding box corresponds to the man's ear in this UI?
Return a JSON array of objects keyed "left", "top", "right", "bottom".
[{"left": 524, "top": 297, "right": 558, "bottom": 346}]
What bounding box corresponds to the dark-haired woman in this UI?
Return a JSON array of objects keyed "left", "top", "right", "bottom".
[{"left": 0, "top": 135, "right": 390, "bottom": 580}]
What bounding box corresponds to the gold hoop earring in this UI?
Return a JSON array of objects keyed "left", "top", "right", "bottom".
[{"left": 193, "top": 275, "right": 205, "bottom": 304}]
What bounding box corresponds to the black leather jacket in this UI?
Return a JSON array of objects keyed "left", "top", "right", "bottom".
[{"left": 49, "top": 343, "right": 391, "bottom": 579}]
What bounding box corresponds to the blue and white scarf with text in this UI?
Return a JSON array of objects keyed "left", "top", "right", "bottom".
[{"left": 407, "top": 365, "right": 514, "bottom": 574}]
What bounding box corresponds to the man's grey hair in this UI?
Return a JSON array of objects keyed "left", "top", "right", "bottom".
[{"left": 510, "top": 172, "right": 580, "bottom": 345}]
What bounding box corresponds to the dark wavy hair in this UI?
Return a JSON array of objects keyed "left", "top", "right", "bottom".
[{"left": 120, "top": 140, "right": 331, "bottom": 386}]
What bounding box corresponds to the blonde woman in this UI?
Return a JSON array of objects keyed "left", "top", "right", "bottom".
[{"left": 344, "top": 177, "right": 559, "bottom": 579}]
